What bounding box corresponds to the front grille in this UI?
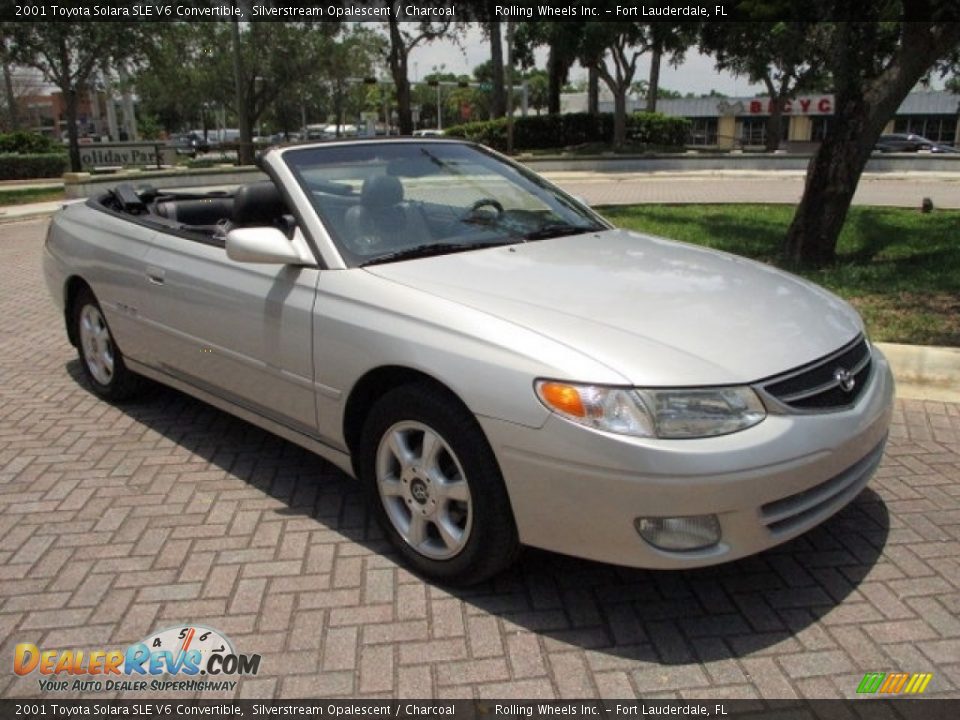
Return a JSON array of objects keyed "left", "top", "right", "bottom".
[
  {"left": 761, "top": 336, "right": 872, "bottom": 411},
  {"left": 760, "top": 438, "right": 886, "bottom": 536}
]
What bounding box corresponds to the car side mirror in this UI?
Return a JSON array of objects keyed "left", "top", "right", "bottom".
[{"left": 226, "top": 227, "right": 303, "bottom": 265}]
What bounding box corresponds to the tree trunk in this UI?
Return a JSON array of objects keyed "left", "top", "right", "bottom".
[
  {"left": 765, "top": 97, "right": 785, "bottom": 153},
  {"left": 394, "top": 76, "right": 413, "bottom": 135},
  {"left": 547, "top": 47, "right": 563, "bottom": 115},
  {"left": 782, "top": 113, "right": 876, "bottom": 266},
  {"left": 54, "top": 34, "right": 81, "bottom": 171},
  {"left": 587, "top": 66, "right": 598, "bottom": 116},
  {"left": 2, "top": 61, "right": 18, "bottom": 130},
  {"left": 386, "top": 17, "right": 413, "bottom": 135},
  {"left": 334, "top": 84, "right": 344, "bottom": 133},
  {"left": 64, "top": 87, "right": 81, "bottom": 172},
  {"left": 612, "top": 89, "right": 627, "bottom": 149},
  {"left": 646, "top": 46, "right": 661, "bottom": 113},
  {"left": 230, "top": 17, "right": 253, "bottom": 166},
  {"left": 762, "top": 75, "right": 785, "bottom": 153},
  {"left": 487, "top": 16, "right": 505, "bottom": 118}
]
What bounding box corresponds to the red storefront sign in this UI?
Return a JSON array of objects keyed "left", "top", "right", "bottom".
[{"left": 747, "top": 96, "right": 833, "bottom": 115}]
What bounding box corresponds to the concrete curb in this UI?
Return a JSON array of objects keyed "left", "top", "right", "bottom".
[
  {"left": 876, "top": 342, "right": 960, "bottom": 402},
  {"left": 0, "top": 201, "right": 63, "bottom": 225}
]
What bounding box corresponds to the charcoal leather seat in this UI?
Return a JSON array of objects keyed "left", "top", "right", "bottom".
[
  {"left": 154, "top": 198, "right": 234, "bottom": 226},
  {"left": 232, "top": 181, "right": 290, "bottom": 227},
  {"left": 343, "top": 175, "right": 429, "bottom": 249}
]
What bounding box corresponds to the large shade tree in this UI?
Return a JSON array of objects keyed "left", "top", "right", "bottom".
[
  {"left": 382, "top": 10, "right": 455, "bottom": 135},
  {"left": 646, "top": 24, "right": 700, "bottom": 113},
  {"left": 227, "top": 20, "right": 340, "bottom": 164},
  {"left": 514, "top": 23, "right": 583, "bottom": 115},
  {"left": 483, "top": 2, "right": 506, "bottom": 118},
  {"left": 781, "top": 5, "right": 960, "bottom": 266},
  {"left": 2, "top": 22, "right": 146, "bottom": 170},
  {"left": 577, "top": 18, "right": 693, "bottom": 148},
  {"left": 320, "top": 27, "right": 386, "bottom": 135},
  {"left": 456, "top": 1, "right": 507, "bottom": 118},
  {"left": 135, "top": 18, "right": 340, "bottom": 162},
  {"left": 136, "top": 24, "right": 227, "bottom": 137}
]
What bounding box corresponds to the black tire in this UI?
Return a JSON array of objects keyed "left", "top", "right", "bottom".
[
  {"left": 72, "top": 287, "right": 142, "bottom": 401},
  {"left": 358, "top": 382, "right": 520, "bottom": 585}
]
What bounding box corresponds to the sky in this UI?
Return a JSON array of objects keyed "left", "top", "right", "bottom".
[{"left": 408, "top": 24, "right": 766, "bottom": 97}]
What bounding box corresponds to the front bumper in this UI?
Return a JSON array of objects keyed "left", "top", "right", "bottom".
[{"left": 480, "top": 346, "right": 895, "bottom": 569}]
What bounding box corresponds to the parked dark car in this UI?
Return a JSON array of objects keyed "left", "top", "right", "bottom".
[
  {"left": 875, "top": 133, "right": 958, "bottom": 153},
  {"left": 168, "top": 132, "right": 210, "bottom": 157}
]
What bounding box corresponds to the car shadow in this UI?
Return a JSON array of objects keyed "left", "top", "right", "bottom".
[
  {"left": 460, "top": 489, "right": 889, "bottom": 664},
  {"left": 67, "top": 360, "right": 890, "bottom": 664}
]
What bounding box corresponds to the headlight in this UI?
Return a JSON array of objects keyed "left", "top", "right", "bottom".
[
  {"left": 634, "top": 387, "right": 766, "bottom": 438},
  {"left": 535, "top": 381, "right": 765, "bottom": 439}
]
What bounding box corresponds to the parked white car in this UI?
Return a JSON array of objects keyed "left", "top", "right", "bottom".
[{"left": 43, "top": 139, "right": 894, "bottom": 584}]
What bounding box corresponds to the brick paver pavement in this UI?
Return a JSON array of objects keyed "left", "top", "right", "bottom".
[{"left": 2, "top": 218, "right": 959, "bottom": 700}]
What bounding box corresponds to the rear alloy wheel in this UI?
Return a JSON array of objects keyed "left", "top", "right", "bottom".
[
  {"left": 359, "top": 383, "right": 519, "bottom": 585},
  {"left": 73, "top": 288, "right": 142, "bottom": 401}
]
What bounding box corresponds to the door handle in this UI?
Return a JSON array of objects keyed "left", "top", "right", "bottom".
[{"left": 146, "top": 266, "right": 165, "bottom": 285}]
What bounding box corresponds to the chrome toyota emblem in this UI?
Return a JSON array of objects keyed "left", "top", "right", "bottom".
[
  {"left": 410, "top": 479, "right": 429, "bottom": 504},
  {"left": 833, "top": 367, "right": 856, "bottom": 393}
]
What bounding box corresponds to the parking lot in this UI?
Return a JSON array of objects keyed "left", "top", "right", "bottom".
[{"left": 1, "top": 217, "right": 959, "bottom": 700}]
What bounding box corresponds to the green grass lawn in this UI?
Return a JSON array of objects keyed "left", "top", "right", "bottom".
[
  {"left": 0, "top": 187, "right": 65, "bottom": 206},
  {"left": 599, "top": 204, "right": 960, "bottom": 347}
]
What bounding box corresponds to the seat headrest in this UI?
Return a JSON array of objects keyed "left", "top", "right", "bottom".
[
  {"left": 233, "top": 181, "right": 288, "bottom": 226},
  {"left": 361, "top": 175, "right": 403, "bottom": 209}
]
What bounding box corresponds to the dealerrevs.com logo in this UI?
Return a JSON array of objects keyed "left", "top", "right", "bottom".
[{"left": 14, "top": 625, "right": 261, "bottom": 693}]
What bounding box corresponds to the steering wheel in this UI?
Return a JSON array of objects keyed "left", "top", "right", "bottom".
[{"left": 463, "top": 197, "right": 504, "bottom": 220}]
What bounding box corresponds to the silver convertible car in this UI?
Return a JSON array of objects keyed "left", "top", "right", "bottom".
[{"left": 44, "top": 139, "right": 894, "bottom": 584}]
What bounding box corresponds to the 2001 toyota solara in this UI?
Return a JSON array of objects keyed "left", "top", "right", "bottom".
[{"left": 43, "top": 139, "right": 894, "bottom": 584}]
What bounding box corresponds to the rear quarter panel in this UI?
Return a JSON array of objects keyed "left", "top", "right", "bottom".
[{"left": 45, "top": 202, "right": 158, "bottom": 364}]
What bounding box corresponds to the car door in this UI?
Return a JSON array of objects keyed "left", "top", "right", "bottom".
[{"left": 140, "top": 229, "right": 320, "bottom": 436}]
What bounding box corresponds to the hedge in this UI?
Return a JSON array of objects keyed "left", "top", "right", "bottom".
[
  {"left": 0, "top": 131, "right": 63, "bottom": 155},
  {"left": 444, "top": 112, "right": 691, "bottom": 152},
  {"left": 0, "top": 153, "right": 68, "bottom": 180}
]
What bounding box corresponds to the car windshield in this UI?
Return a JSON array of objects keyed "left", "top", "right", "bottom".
[{"left": 282, "top": 141, "right": 607, "bottom": 267}]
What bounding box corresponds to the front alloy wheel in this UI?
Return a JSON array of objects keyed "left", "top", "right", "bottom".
[
  {"left": 359, "top": 383, "right": 519, "bottom": 585},
  {"left": 376, "top": 421, "right": 473, "bottom": 560}
]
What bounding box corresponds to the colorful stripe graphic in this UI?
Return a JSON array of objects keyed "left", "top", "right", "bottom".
[{"left": 857, "top": 672, "right": 932, "bottom": 694}]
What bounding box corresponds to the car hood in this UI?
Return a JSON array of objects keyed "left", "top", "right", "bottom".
[{"left": 365, "top": 229, "right": 863, "bottom": 386}]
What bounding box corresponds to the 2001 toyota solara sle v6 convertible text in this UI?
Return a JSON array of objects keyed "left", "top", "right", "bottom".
[{"left": 43, "top": 139, "right": 894, "bottom": 584}]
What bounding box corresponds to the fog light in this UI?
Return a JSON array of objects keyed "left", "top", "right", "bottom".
[{"left": 635, "top": 515, "right": 721, "bottom": 551}]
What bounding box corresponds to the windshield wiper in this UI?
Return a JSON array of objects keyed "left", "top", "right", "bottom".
[
  {"left": 361, "top": 240, "right": 517, "bottom": 267},
  {"left": 523, "top": 223, "right": 601, "bottom": 241}
]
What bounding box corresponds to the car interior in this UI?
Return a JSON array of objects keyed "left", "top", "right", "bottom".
[
  {"left": 96, "top": 180, "right": 297, "bottom": 246},
  {"left": 95, "top": 175, "right": 454, "bottom": 257}
]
